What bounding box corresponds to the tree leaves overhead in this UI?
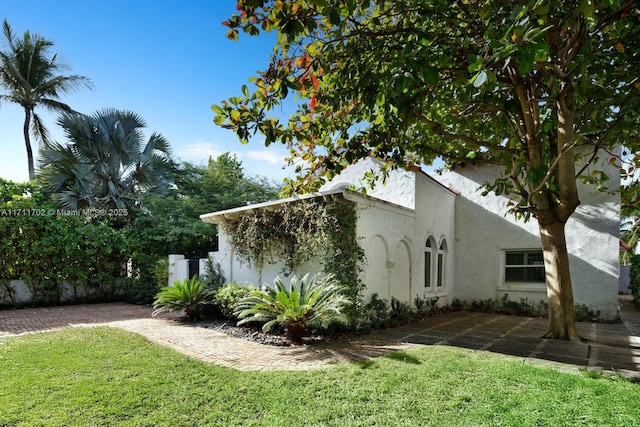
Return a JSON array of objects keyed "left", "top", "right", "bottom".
[{"left": 215, "top": 0, "right": 639, "bottom": 208}]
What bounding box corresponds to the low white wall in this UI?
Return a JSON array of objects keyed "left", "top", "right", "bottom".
[{"left": 1, "top": 280, "right": 108, "bottom": 305}]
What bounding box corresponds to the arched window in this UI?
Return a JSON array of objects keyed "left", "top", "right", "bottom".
[
  {"left": 425, "top": 237, "right": 436, "bottom": 288},
  {"left": 437, "top": 240, "right": 447, "bottom": 288}
]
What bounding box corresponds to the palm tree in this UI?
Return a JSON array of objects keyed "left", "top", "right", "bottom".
[
  {"left": 0, "top": 19, "right": 92, "bottom": 180},
  {"left": 39, "top": 108, "right": 174, "bottom": 212}
]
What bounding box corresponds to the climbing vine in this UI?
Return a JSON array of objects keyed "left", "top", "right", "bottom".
[{"left": 218, "top": 194, "right": 365, "bottom": 313}]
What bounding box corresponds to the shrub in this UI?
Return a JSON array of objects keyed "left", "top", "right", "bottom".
[
  {"left": 235, "top": 273, "right": 351, "bottom": 343},
  {"left": 360, "top": 294, "right": 443, "bottom": 330},
  {"left": 201, "top": 259, "right": 226, "bottom": 291},
  {"left": 213, "top": 282, "right": 254, "bottom": 320},
  {"left": 389, "top": 298, "right": 414, "bottom": 326},
  {"left": 415, "top": 295, "right": 440, "bottom": 317},
  {"left": 152, "top": 277, "right": 212, "bottom": 321},
  {"left": 122, "top": 255, "right": 162, "bottom": 305},
  {"left": 360, "top": 294, "right": 391, "bottom": 329}
]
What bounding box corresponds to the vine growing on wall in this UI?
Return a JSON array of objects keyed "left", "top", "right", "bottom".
[{"left": 218, "top": 194, "right": 365, "bottom": 314}]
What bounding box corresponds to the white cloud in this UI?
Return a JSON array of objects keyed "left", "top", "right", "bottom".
[
  {"left": 244, "top": 149, "right": 286, "bottom": 164},
  {"left": 176, "top": 142, "right": 223, "bottom": 164},
  {"left": 175, "top": 140, "right": 295, "bottom": 181}
]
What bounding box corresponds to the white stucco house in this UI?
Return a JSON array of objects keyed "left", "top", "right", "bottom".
[{"left": 196, "top": 157, "right": 620, "bottom": 320}]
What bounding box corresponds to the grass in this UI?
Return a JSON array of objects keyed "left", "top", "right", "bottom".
[{"left": 1, "top": 327, "right": 639, "bottom": 426}]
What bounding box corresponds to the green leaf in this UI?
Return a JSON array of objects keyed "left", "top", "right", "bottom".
[
  {"left": 423, "top": 66, "right": 438, "bottom": 86},
  {"left": 472, "top": 70, "right": 488, "bottom": 88},
  {"left": 509, "top": 5, "right": 526, "bottom": 22},
  {"left": 517, "top": 50, "right": 534, "bottom": 74}
]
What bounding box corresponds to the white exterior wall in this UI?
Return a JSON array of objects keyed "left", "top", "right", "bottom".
[
  {"left": 168, "top": 254, "right": 186, "bottom": 287},
  {"left": 435, "top": 162, "right": 620, "bottom": 320},
  {"left": 328, "top": 162, "right": 457, "bottom": 306},
  {"left": 412, "top": 173, "right": 457, "bottom": 305},
  {"left": 324, "top": 159, "right": 457, "bottom": 306},
  {"left": 351, "top": 195, "right": 416, "bottom": 303},
  {"left": 208, "top": 231, "right": 322, "bottom": 288}
]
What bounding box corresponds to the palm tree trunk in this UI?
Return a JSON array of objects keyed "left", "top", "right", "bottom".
[
  {"left": 23, "top": 107, "right": 35, "bottom": 181},
  {"left": 539, "top": 220, "right": 580, "bottom": 341}
]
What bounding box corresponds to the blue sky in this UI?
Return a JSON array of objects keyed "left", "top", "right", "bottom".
[{"left": 0, "top": 0, "right": 295, "bottom": 183}]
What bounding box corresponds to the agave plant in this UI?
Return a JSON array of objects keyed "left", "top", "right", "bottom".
[
  {"left": 235, "top": 273, "right": 351, "bottom": 343},
  {"left": 152, "top": 277, "right": 212, "bottom": 321}
]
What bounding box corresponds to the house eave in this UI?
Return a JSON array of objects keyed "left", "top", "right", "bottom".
[
  {"left": 199, "top": 187, "right": 416, "bottom": 224},
  {"left": 199, "top": 188, "right": 346, "bottom": 224}
]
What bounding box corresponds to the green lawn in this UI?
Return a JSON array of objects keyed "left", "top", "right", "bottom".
[{"left": 1, "top": 327, "right": 638, "bottom": 426}]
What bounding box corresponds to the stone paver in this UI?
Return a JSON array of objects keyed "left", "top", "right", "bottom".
[
  {"left": 0, "top": 303, "right": 417, "bottom": 371},
  {"left": 1, "top": 298, "right": 640, "bottom": 380}
]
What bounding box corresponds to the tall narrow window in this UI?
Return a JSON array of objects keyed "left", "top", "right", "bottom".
[
  {"left": 424, "top": 238, "right": 434, "bottom": 288},
  {"left": 505, "top": 250, "right": 545, "bottom": 282},
  {"left": 437, "top": 240, "right": 447, "bottom": 288}
]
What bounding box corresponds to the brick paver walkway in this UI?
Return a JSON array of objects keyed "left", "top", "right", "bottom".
[{"left": 1, "top": 299, "right": 639, "bottom": 379}]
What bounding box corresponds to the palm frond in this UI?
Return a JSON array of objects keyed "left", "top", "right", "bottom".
[
  {"left": 152, "top": 277, "right": 212, "bottom": 320},
  {"left": 38, "top": 108, "right": 174, "bottom": 214},
  {"left": 235, "top": 273, "right": 351, "bottom": 339}
]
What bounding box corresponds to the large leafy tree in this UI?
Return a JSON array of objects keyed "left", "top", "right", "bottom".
[
  {"left": 214, "top": 1, "right": 640, "bottom": 340},
  {"left": 39, "top": 109, "right": 173, "bottom": 213},
  {"left": 0, "top": 19, "right": 92, "bottom": 180},
  {"left": 135, "top": 153, "right": 281, "bottom": 257}
]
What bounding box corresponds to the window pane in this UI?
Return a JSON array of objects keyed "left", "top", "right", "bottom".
[
  {"left": 505, "top": 267, "right": 526, "bottom": 281},
  {"left": 527, "top": 252, "right": 544, "bottom": 265},
  {"left": 506, "top": 252, "right": 524, "bottom": 265},
  {"left": 437, "top": 253, "right": 443, "bottom": 287},
  {"left": 528, "top": 266, "right": 545, "bottom": 282},
  {"left": 424, "top": 252, "right": 431, "bottom": 287},
  {"left": 505, "top": 248, "right": 545, "bottom": 284}
]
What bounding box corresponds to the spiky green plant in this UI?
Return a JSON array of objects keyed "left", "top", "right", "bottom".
[
  {"left": 152, "top": 277, "right": 211, "bottom": 321},
  {"left": 235, "top": 273, "right": 351, "bottom": 343}
]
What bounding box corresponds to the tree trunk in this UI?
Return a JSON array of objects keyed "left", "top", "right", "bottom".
[
  {"left": 23, "top": 107, "right": 35, "bottom": 181},
  {"left": 284, "top": 322, "right": 306, "bottom": 344},
  {"left": 539, "top": 220, "right": 580, "bottom": 341}
]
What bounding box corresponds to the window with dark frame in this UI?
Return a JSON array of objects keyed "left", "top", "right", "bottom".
[
  {"left": 424, "top": 239, "right": 432, "bottom": 288},
  {"left": 505, "top": 250, "right": 545, "bottom": 283},
  {"left": 436, "top": 241, "right": 446, "bottom": 288}
]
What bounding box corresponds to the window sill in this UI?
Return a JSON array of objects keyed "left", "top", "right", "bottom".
[{"left": 498, "top": 283, "right": 546, "bottom": 293}]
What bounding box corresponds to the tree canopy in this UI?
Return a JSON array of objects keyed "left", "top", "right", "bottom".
[
  {"left": 0, "top": 19, "right": 92, "bottom": 180},
  {"left": 217, "top": 1, "right": 638, "bottom": 194},
  {"left": 38, "top": 109, "right": 173, "bottom": 213},
  {"left": 214, "top": 0, "right": 640, "bottom": 340},
  {"left": 133, "top": 153, "right": 281, "bottom": 258}
]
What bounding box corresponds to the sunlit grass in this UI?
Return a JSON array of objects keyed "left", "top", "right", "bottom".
[{"left": 1, "top": 327, "right": 638, "bottom": 426}]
